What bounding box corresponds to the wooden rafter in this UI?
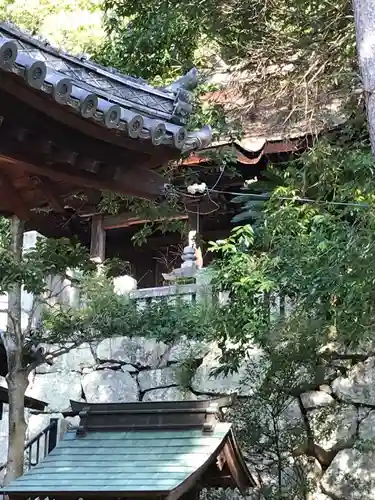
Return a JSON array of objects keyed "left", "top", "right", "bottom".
[
  {"left": 102, "top": 212, "right": 188, "bottom": 230},
  {"left": 0, "top": 154, "right": 164, "bottom": 201}
]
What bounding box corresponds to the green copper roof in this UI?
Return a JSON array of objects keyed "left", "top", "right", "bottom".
[{"left": 3, "top": 423, "right": 232, "bottom": 493}]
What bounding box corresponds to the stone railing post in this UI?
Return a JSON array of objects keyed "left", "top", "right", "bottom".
[{"left": 194, "top": 268, "right": 213, "bottom": 305}]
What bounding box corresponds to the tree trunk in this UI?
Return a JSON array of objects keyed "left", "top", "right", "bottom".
[
  {"left": 3, "top": 216, "right": 26, "bottom": 485},
  {"left": 4, "top": 371, "right": 28, "bottom": 485},
  {"left": 352, "top": 0, "right": 375, "bottom": 153}
]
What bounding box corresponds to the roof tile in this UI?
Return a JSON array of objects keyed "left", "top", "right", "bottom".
[
  {"left": 0, "top": 23, "right": 212, "bottom": 152},
  {"left": 4, "top": 424, "right": 232, "bottom": 493}
]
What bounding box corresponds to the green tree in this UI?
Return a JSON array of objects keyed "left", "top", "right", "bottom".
[
  {"left": 202, "top": 125, "right": 375, "bottom": 496},
  {"left": 0, "top": 216, "right": 210, "bottom": 483},
  {"left": 0, "top": 0, "right": 105, "bottom": 55},
  {"left": 100, "top": 0, "right": 357, "bottom": 119},
  {"left": 0, "top": 216, "right": 98, "bottom": 483}
]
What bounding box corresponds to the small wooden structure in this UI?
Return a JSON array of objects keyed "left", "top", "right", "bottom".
[
  {"left": 0, "top": 387, "right": 46, "bottom": 420},
  {"left": 1, "top": 397, "right": 258, "bottom": 499},
  {"left": 0, "top": 23, "right": 211, "bottom": 220}
]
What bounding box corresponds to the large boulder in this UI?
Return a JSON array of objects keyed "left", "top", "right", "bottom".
[
  {"left": 96, "top": 336, "right": 168, "bottom": 368},
  {"left": 142, "top": 387, "right": 197, "bottom": 402},
  {"left": 138, "top": 367, "right": 179, "bottom": 392},
  {"left": 191, "top": 346, "right": 267, "bottom": 396},
  {"left": 36, "top": 343, "right": 96, "bottom": 374},
  {"left": 309, "top": 403, "right": 365, "bottom": 450},
  {"left": 301, "top": 391, "right": 334, "bottom": 410},
  {"left": 168, "top": 338, "right": 210, "bottom": 363},
  {"left": 121, "top": 364, "right": 138, "bottom": 373},
  {"left": 332, "top": 357, "right": 375, "bottom": 405},
  {"left": 26, "top": 372, "right": 82, "bottom": 411},
  {"left": 321, "top": 448, "right": 375, "bottom": 500},
  {"left": 358, "top": 410, "right": 375, "bottom": 441},
  {"left": 82, "top": 369, "right": 138, "bottom": 403}
]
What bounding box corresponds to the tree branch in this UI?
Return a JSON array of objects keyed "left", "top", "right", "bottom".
[
  {"left": 293, "top": 395, "right": 364, "bottom": 470},
  {"left": 319, "top": 350, "right": 373, "bottom": 363}
]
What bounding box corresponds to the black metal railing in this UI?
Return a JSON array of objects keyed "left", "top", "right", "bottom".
[{"left": 24, "top": 417, "right": 59, "bottom": 470}]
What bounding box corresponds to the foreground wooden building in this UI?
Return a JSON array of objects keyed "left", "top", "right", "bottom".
[
  {"left": 1, "top": 397, "right": 258, "bottom": 499},
  {"left": 0, "top": 23, "right": 211, "bottom": 222}
]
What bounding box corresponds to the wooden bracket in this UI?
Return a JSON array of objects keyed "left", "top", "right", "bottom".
[
  {"left": 76, "top": 406, "right": 91, "bottom": 437},
  {"left": 202, "top": 402, "right": 219, "bottom": 433}
]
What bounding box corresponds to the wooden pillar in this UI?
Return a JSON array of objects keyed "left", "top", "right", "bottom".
[{"left": 90, "top": 214, "right": 106, "bottom": 263}]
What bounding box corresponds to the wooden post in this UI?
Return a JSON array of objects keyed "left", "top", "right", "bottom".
[{"left": 90, "top": 215, "right": 106, "bottom": 263}]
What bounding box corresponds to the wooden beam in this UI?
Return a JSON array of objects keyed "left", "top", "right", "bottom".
[
  {"left": 0, "top": 154, "right": 165, "bottom": 200},
  {"left": 30, "top": 175, "right": 65, "bottom": 213},
  {"left": 0, "top": 170, "right": 30, "bottom": 219},
  {"left": 90, "top": 214, "right": 106, "bottom": 263},
  {"left": 0, "top": 387, "right": 47, "bottom": 411},
  {"left": 103, "top": 212, "right": 188, "bottom": 230}
]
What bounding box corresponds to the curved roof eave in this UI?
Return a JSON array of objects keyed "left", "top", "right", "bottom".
[{"left": 0, "top": 23, "right": 212, "bottom": 153}]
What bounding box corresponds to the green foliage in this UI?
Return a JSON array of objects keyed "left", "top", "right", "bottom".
[
  {"left": 100, "top": 0, "right": 355, "bottom": 81},
  {"left": 0, "top": 0, "right": 105, "bottom": 55},
  {"left": 0, "top": 227, "right": 95, "bottom": 296},
  {"left": 208, "top": 132, "right": 375, "bottom": 367},
  {"left": 100, "top": 0, "right": 356, "bottom": 120},
  {"left": 228, "top": 396, "right": 310, "bottom": 499},
  {"left": 99, "top": 0, "right": 203, "bottom": 82},
  {"left": 231, "top": 169, "right": 285, "bottom": 226},
  {"left": 98, "top": 193, "right": 187, "bottom": 246},
  {"left": 194, "top": 132, "right": 375, "bottom": 497},
  {"left": 43, "top": 273, "right": 211, "bottom": 346},
  {"left": 0, "top": 217, "right": 10, "bottom": 246}
]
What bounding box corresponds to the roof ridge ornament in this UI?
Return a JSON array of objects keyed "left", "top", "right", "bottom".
[
  {"left": 76, "top": 405, "right": 91, "bottom": 438},
  {"left": 202, "top": 400, "right": 221, "bottom": 433},
  {"left": 164, "top": 67, "right": 199, "bottom": 92}
]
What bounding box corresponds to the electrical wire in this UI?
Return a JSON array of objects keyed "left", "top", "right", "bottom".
[
  {"left": 184, "top": 199, "right": 220, "bottom": 216},
  {"left": 175, "top": 183, "right": 372, "bottom": 212},
  {"left": 208, "top": 165, "right": 226, "bottom": 192},
  {"left": 209, "top": 188, "right": 373, "bottom": 209}
]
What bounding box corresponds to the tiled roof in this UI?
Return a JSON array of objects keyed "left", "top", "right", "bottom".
[
  {"left": 3, "top": 425, "right": 232, "bottom": 493},
  {"left": 1, "top": 398, "right": 258, "bottom": 497},
  {"left": 203, "top": 70, "right": 348, "bottom": 145},
  {"left": 0, "top": 23, "right": 212, "bottom": 152}
]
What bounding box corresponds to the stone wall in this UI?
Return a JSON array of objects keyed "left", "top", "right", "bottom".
[{"left": 2, "top": 335, "right": 375, "bottom": 499}]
